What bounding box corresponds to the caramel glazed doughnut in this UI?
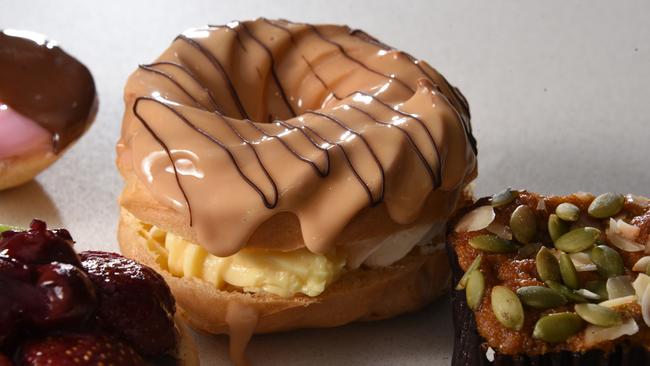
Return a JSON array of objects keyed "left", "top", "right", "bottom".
[
  {"left": 117, "top": 18, "right": 477, "bottom": 361},
  {"left": 0, "top": 30, "right": 97, "bottom": 190}
]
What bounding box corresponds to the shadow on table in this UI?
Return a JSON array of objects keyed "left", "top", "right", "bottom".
[
  {"left": 0, "top": 180, "right": 62, "bottom": 227},
  {"left": 192, "top": 294, "right": 454, "bottom": 366}
]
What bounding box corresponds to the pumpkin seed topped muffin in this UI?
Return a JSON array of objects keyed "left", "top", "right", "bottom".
[{"left": 447, "top": 189, "right": 650, "bottom": 365}]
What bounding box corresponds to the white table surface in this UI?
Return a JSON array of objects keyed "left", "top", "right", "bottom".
[{"left": 1, "top": 1, "right": 649, "bottom": 365}]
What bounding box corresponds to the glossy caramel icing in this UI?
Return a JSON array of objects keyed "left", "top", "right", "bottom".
[{"left": 118, "top": 19, "right": 477, "bottom": 258}]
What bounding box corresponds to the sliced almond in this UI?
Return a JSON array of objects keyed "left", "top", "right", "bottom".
[
  {"left": 454, "top": 206, "right": 495, "bottom": 233},
  {"left": 614, "top": 219, "right": 640, "bottom": 240},
  {"left": 606, "top": 219, "right": 644, "bottom": 252},
  {"left": 643, "top": 286, "right": 650, "bottom": 327},
  {"left": 485, "top": 347, "right": 495, "bottom": 362},
  {"left": 584, "top": 317, "right": 638, "bottom": 347},
  {"left": 606, "top": 276, "right": 635, "bottom": 299},
  {"left": 633, "top": 257, "right": 650, "bottom": 272},
  {"left": 486, "top": 221, "right": 513, "bottom": 240},
  {"left": 569, "top": 252, "right": 597, "bottom": 272},
  {"left": 599, "top": 295, "right": 637, "bottom": 308},
  {"left": 632, "top": 273, "right": 650, "bottom": 299}
]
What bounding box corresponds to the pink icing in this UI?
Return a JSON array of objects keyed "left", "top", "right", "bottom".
[{"left": 0, "top": 103, "right": 52, "bottom": 159}]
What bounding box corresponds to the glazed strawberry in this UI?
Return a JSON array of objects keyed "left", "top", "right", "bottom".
[
  {"left": 35, "top": 263, "right": 96, "bottom": 328},
  {"left": 0, "top": 275, "right": 46, "bottom": 346},
  {"left": 0, "top": 221, "right": 184, "bottom": 364},
  {"left": 0, "top": 255, "right": 31, "bottom": 282},
  {"left": 20, "top": 333, "right": 146, "bottom": 366},
  {"left": 0, "top": 220, "right": 80, "bottom": 267},
  {"left": 0, "top": 354, "right": 13, "bottom": 366},
  {"left": 79, "top": 251, "right": 177, "bottom": 355},
  {"left": 0, "top": 310, "right": 15, "bottom": 347}
]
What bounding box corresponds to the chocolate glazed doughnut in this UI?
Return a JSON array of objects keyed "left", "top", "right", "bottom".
[
  {"left": 0, "top": 30, "right": 97, "bottom": 190},
  {"left": 117, "top": 18, "right": 477, "bottom": 364}
]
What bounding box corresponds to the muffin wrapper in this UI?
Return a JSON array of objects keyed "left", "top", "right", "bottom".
[{"left": 445, "top": 238, "right": 649, "bottom": 366}]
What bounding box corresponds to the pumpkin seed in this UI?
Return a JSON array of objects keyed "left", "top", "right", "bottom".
[
  {"left": 518, "top": 242, "right": 543, "bottom": 258},
  {"left": 546, "top": 280, "right": 588, "bottom": 303},
  {"left": 585, "top": 280, "right": 609, "bottom": 300},
  {"left": 554, "top": 227, "right": 600, "bottom": 253},
  {"left": 456, "top": 255, "right": 483, "bottom": 290},
  {"left": 559, "top": 252, "right": 580, "bottom": 289},
  {"left": 588, "top": 193, "right": 625, "bottom": 218},
  {"left": 533, "top": 313, "right": 584, "bottom": 343},
  {"left": 492, "top": 188, "right": 517, "bottom": 208},
  {"left": 510, "top": 205, "right": 537, "bottom": 243},
  {"left": 516, "top": 286, "right": 567, "bottom": 309},
  {"left": 466, "top": 269, "right": 485, "bottom": 310},
  {"left": 491, "top": 286, "right": 524, "bottom": 330},
  {"left": 469, "top": 235, "right": 517, "bottom": 253},
  {"left": 574, "top": 303, "right": 623, "bottom": 327},
  {"left": 548, "top": 214, "right": 570, "bottom": 243},
  {"left": 536, "top": 247, "right": 561, "bottom": 282},
  {"left": 556, "top": 203, "right": 581, "bottom": 222},
  {"left": 591, "top": 245, "right": 624, "bottom": 278}
]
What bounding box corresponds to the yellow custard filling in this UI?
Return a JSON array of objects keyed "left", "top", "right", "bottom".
[{"left": 135, "top": 220, "right": 346, "bottom": 298}]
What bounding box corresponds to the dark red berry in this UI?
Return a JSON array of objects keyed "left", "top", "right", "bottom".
[
  {"left": 0, "top": 304, "right": 17, "bottom": 347},
  {"left": 80, "top": 251, "right": 177, "bottom": 355},
  {"left": 0, "top": 354, "right": 13, "bottom": 366},
  {"left": 52, "top": 228, "right": 72, "bottom": 241},
  {"left": 0, "top": 230, "right": 17, "bottom": 240},
  {"left": 0, "top": 220, "right": 80, "bottom": 267},
  {"left": 0, "top": 275, "right": 46, "bottom": 347},
  {"left": 19, "top": 332, "right": 146, "bottom": 366},
  {"left": 34, "top": 263, "right": 96, "bottom": 328},
  {"left": 29, "top": 220, "right": 46, "bottom": 232},
  {"left": 0, "top": 255, "right": 31, "bottom": 282}
]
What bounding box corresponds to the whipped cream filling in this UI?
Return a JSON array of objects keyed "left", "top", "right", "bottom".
[
  {"left": 0, "top": 103, "right": 52, "bottom": 159},
  {"left": 345, "top": 222, "right": 445, "bottom": 269}
]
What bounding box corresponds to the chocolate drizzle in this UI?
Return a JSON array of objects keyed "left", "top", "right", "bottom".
[
  {"left": 347, "top": 27, "right": 477, "bottom": 155},
  {"left": 175, "top": 34, "right": 250, "bottom": 120},
  {"left": 303, "top": 110, "right": 385, "bottom": 205},
  {"left": 269, "top": 20, "right": 416, "bottom": 95},
  {"left": 273, "top": 119, "right": 331, "bottom": 176},
  {"left": 0, "top": 30, "right": 97, "bottom": 152},
  {"left": 244, "top": 118, "right": 330, "bottom": 177},
  {"left": 263, "top": 20, "right": 444, "bottom": 187},
  {"left": 121, "top": 18, "right": 478, "bottom": 255},
  {"left": 133, "top": 96, "right": 280, "bottom": 219},
  {"left": 298, "top": 53, "right": 443, "bottom": 188},
  {"left": 235, "top": 22, "right": 296, "bottom": 118},
  {"left": 139, "top": 62, "right": 219, "bottom": 111}
]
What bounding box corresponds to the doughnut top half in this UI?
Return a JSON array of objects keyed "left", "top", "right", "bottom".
[{"left": 118, "top": 19, "right": 478, "bottom": 257}]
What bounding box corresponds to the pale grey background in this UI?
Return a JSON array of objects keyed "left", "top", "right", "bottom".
[{"left": 0, "top": 1, "right": 649, "bottom": 365}]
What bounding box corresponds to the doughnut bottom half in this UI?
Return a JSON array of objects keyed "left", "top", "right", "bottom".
[{"left": 118, "top": 209, "right": 451, "bottom": 334}]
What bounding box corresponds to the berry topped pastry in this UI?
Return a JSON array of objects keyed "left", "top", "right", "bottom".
[
  {"left": 448, "top": 190, "right": 650, "bottom": 365},
  {"left": 0, "top": 220, "right": 198, "bottom": 366}
]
